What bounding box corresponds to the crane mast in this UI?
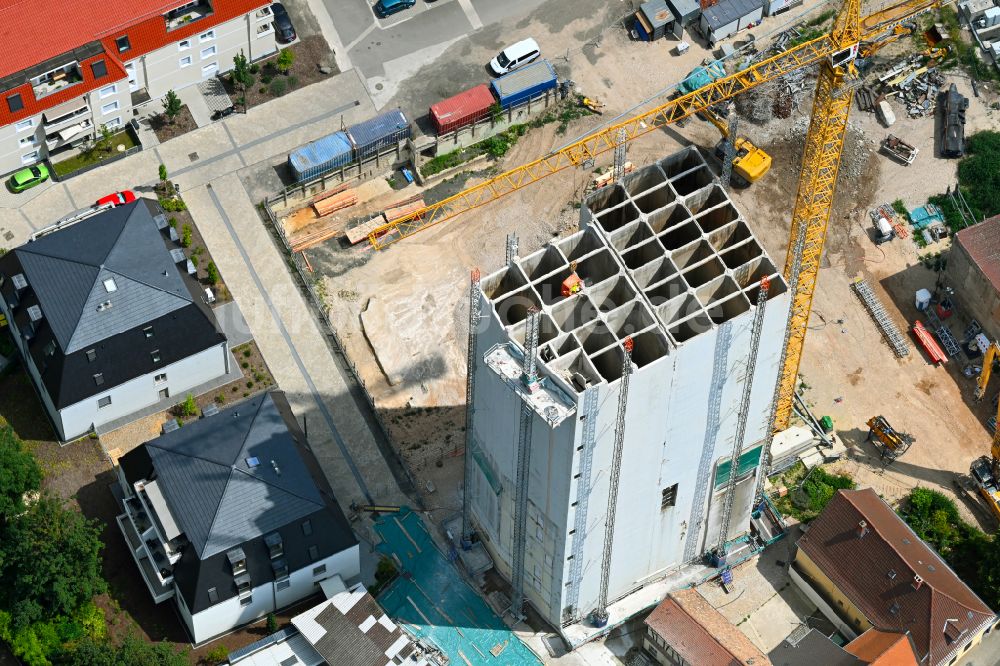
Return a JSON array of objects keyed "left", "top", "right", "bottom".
[{"left": 591, "top": 337, "right": 633, "bottom": 627}]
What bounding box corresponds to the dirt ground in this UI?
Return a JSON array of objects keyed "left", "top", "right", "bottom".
[
  {"left": 151, "top": 105, "right": 198, "bottom": 143},
  {"left": 301, "top": 3, "right": 1000, "bottom": 533}
]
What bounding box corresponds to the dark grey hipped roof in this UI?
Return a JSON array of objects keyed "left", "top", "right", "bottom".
[
  {"left": 701, "top": 0, "right": 764, "bottom": 29},
  {"left": 15, "top": 202, "right": 191, "bottom": 354},
  {"left": 144, "top": 392, "right": 326, "bottom": 559}
]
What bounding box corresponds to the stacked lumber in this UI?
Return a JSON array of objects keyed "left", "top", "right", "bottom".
[
  {"left": 346, "top": 215, "right": 388, "bottom": 246},
  {"left": 290, "top": 217, "right": 344, "bottom": 252},
  {"left": 310, "top": 182, "right": 353, "bottom": 206},
  {"left": 312, "top": 189, "right": 357, "bottom": 216},
  {"left": 383, "top": 197, "right": 426, "bottom": 223}
]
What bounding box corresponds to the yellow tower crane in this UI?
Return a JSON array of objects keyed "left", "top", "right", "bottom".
[
  {"left": 368, "top": 0, "right": 946, "bottom": 432},
  {"left": 971, "top": 341, "right": 1000, "bottom": 521}
]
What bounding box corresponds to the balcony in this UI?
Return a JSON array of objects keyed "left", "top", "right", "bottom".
[
  {"left": 31, "top": 63, "right": 83, "bottom": 100},
  {"left": 45, "top": 120, "right": 94, "bottom": 150},
  {"left": 42, "top": 103, "right": 90, "bottom": 131},
  {"left": 117, "top": 514, "right": 175, "bottom": 603},
  {"left": 164, "top": 0, "right": 214, "bottom": 31}
]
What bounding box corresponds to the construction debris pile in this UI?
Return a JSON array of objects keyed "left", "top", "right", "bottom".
[{"left": 856, "top": 55, "right": 947, "bottom": 119}]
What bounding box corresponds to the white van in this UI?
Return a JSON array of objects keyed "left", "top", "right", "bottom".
[{"left": 489, "top": 38, "right": 541, "bottom": 76}]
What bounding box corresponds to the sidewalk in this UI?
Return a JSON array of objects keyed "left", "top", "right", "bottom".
[{"left": 0, "top": 68, "right": 374, "bottom": 248}]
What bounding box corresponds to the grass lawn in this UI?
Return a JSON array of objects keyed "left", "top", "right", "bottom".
[{"left": 51, "top": 129, "right": 138, "bottom": 177}]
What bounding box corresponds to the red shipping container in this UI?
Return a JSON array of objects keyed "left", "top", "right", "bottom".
[{"left": 429, "top": 84, "right": 495, "bottom": 134}]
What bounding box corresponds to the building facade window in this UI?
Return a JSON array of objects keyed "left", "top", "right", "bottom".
[
  {"left": 255, "top": 6, "right": 272, "bottom": 18},
  {"left": 105, "top": 117, "right": 122, "bottom": 129},
  {"left": 154, "top": 373, "right": 167, "bottom": 383},
  {"left": 151, "top": 350, "right": 161, "bottom": 363},
  {"left": 312, "top": 564, "right": 326, "bottom": 576},
  {"left": 94, "top": 373, "right": 105, "bottom": 386},
  {"left": 661, "top": 483, "right": 678, "bottom": 509},
  {"left": 200, "top": 45, "right": 216, "bottom": 59},
  {"left": 101, "top": 101, "right": 119, "bottom": 115},
  {"left": 179, "top": 55, "right": 192, "bottom": 68},
  {"left": 178, "top": 39, "right": 191, "bottom": 50},
  {"left": 257, "top": 22, "right": 273, "bottom": 37},
  {"left": 201, "top": 62, "right": 218, "bottom": 77},
  {"left": 99, "top": 84, "right": 117, "bottom": 99},
  {"left": 276, "top": 579, "right": 291, "bottom": 591},
  {"left": 7, "top": 94, "right": 23, "bottom": 113},
  {"left": 19, "top": 135, "right": 38, "bottom": 147},
  {"left": 116, "top": 35, "right": 131, "bottom": 52},
  {"left": 144, "top": 326, "right": 154, "bottom": 338},
  {"left": 21, "top": 151, "right": 38, "bottom": 165},
  {"left": 240, "top": 595, "right": 252, "bottom": 607},
  {"left": 199, "top": 29, "right": 216, "bottom": 42},
  {"left": 98, "top": 396, "right": 112, "bottom": 408},
  {"left": 15, "top": 118, "right": 33, "bottom": 132}
]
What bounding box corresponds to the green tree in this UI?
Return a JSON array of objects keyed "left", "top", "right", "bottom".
[
  {"left": 232, "top": 50, "right": 254, "bottom": 88},
  {"left": 266, "top": 613, "right": 278, "bottom": 634},
  {"left": 159, "top": 164, "right": 168, "bottom": 183},
  {"left": 59, "top": 633, "right": 189, "bottom": 666},
  {"left": 0, "top": 496, "right": 105, "bottom": 629},
  {"left": 94, "top": 124, "right": 114, "bottom": 156},
  {"left": 162, "top": 90, "right": 182, "bottom": 125},
  {"left": 0, "top": 426, "right": 42, "bottom": 521},
  {"left": 275, "top": 49, "right": 295, "bottom": 76},
  {"left": 181, "top": 224, "right": 192, "bottom": 247},
  {"left": 956, "top": 130, "right": 1000, "bottom": 220}
]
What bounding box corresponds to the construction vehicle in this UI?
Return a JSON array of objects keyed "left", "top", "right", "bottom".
[
  {"left": 579, "top": 96, "right": 606, "bottom": 114},
  {"left": 562, "top": 261, "right": 584, "bottom": 297},
  {"left": 349, "top": 502, "right": 403, "bottom": 515},
  {"left": 971, "top": 339, "right": 1000, "bottom": 521},
  {"left": 940, "top": 82, "right": 968, "bottom": 158},
  {"left": 866, "top": 415, "right": 914, "bottom": 461},
  {"left": 702, "top": 107, "right": 772, "bottom": 186}
]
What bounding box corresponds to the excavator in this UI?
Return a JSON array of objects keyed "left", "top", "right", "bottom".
[
  {"left": 701, "top": 107, "right": 772, "bottom": 186},
  {"left": 971, "top": 340, "right": 1000, "bottom": 521}
]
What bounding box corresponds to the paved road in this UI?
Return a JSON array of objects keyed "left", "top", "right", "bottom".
[{"left": 312, "top": 0, "right": 547, "bottom": 107}]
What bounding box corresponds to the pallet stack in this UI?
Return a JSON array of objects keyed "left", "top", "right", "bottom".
[{"left": 312, "top": 189, "right": 358, "bottom": 217}]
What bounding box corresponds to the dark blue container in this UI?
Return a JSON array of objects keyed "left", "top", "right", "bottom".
[
  {"left": 490, "top": 60, "right": 557, "bottom": 110},
  {"left": 347, "top": 109, "right": 411, "bottom": 161},
  {"left": 288, "top": 131, "right": 353, "bottom": 182}
]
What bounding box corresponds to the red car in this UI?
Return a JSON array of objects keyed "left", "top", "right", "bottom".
[{"left": 96, "top": 190, "right": 136, "bottom": 207}]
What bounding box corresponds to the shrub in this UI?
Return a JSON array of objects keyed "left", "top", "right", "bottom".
[
  {"left": 288, "top": 76, "right": 298, "bottom": 90},
  {"left": 246, "top": 381, "right": 254, "bottom": 389},
  {"left": 168, "top": 216, "right": 178, "bottom": 228},
  {"left": 266, "top": 613, "right": 278, "bottom": 634},
  {"left": 250, "top": 63, "right": 260, "bottom": 74},
  {"left": 206, "top": 262, "right": 220, "bottom": 285},
  {"left": 242, "top": 349, "right": 252, "bottom": 358},
  {"left": 181, "top": 394, "right": 198, "bottom": 417},
  {"left": 268, "top": 78, "right": 287, "bottom": 97},
  {"left": 241, "top": 362, "right": 249, "bottom": 369},
  {"left": 205, "top": 644, "right": 229, "bottom": 664},
  {"left": 215, "top": 393, "right": 225, "bottom": 404},
  {"left": 276, "top": 48, "right": 295, "bottom": 75},
  {"left": 158, "top": 164, "right": 168, "bottom": 182},
  {"left": 181, "top": 224, "right": 193, "bottom": 248},
  {"left": 159, "top": 197, "right": 187, "bottom": 212},
  {"left": 162, "top": 90, "right": 182, "bottom": 123}
]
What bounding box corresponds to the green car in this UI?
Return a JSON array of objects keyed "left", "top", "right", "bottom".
[{"left": 8, "top": 163, "right": 49, "bottom": 193}]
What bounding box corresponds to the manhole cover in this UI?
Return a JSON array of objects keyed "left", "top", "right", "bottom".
[
  {"left": 3, "top": 231, "right": 13, "bottom": 241},
  {"left": 189, "top": 152, "right": 199, "bottom": 162},
  {"left": 375, "top": 83, "right": 383, "bottom": 91}
]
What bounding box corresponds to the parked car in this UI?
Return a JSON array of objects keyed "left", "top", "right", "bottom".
[
  {"left": 489, "top": 38, "right": 541, "bottom": 76},
  {"left": 270, "top": 3, "right": 296, "bottom": 43},
  {"left": 96, "top": 190, "right": 137, "bottom": 207},
  {"left": 7, "top": 164, "right": 49, "bottom": 193},
  {"left": 374, "top": 0, "right": 416, "bottom": 18}
]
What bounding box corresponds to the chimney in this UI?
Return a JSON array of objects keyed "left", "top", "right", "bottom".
[
  {"left": 913, "top": 574, "right": 924, "bottom": 591},
  {"left": 858, "top": 520, "right": 869, "bottom": 538}
]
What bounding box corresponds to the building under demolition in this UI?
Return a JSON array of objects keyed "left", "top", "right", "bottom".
[{"left": 464, "top": 147, "right": 791, "bottom": 640}]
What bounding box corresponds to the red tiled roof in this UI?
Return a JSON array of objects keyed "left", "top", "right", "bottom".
[
  {"left": 0, "top": 0, "right": 266, "bottom": 79},
  {"left": 645, "top": 588, "right": 771, "bottom": 666},
  {"left": 797, "top": 489, "right": 996, "bottom": 666},
  {"left": 845, "top": 628, "right": 919, "bottom": 665},
  {"left": 956, "top": 214, "right": 1000, "bottom": 294}
]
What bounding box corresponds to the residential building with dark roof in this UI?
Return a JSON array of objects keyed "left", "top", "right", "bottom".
[
  {"left": 0, "top": 199, "right": 229, "bottom": 441},
  {"left": 227, "top": 579, "right": 440, "bottom": 666},
  {"left": 790, "top": 488, "right": 998, "bottom": 666},
  {"left": 946, "top": 214, "right": 1000, "bottom": 335},
  {"left": 0, "top": 0, "right": 276, "bottom": 175},
  {"left": 770, "top": 626, "right": 919, "bottom": 666},
  {"left": 115, "top": 391, "right": 360, "bottom": 644},
  {"left": 643, "top": 587, "right": 771, "bottom": 666}
]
